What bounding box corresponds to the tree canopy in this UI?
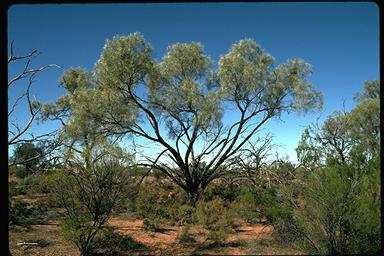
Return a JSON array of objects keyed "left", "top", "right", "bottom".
[{"left": 45, "top": 33, "right": 323, "bottom": 203}]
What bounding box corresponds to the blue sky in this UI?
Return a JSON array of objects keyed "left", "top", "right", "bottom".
[{"left": 8, "top": 3, "right": 379, "bottom": 162}]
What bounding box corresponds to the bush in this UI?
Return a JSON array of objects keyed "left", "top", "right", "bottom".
[
  {"left": 195, "top": 198, "right": 235, "bottom": 244},
  {"left": 9, "top": 196, "right": 49, "bottom": 226},
  {"left": 176, "top": 204, "right": 196, "bottom": 225},
  {"left": 98, "top": 226, "right": 146, "bottom": 254},
  {"left": 9, "top": 180, "right": 27, "bottom": 196},
  {"left": 292, "top": 164, "right": 381, "bottom": 255},
  {"left": 9, "top": 198, "right": 32, "bottom": 226},
  {"left": 136, "top": 178, "right": 190, "bottom": 227},
  {"left": 60, "top": 215, "right": 102, "bottom": 255},
  {"left": 201, "top": 181, "right": 240, "bottom": 203},
  {"left": 229, "top": 188, "right": 263, "bottom": 225},
  {"left": 178, "top": 225, "right": 196, "bottom": 243},
  {"left": 35, "top": 171, "right": 62, "bottom": 193},
  {"left": 10, "top": 165, "right": 28, "bottom": 179},
  {"left": 136, "top": 179, "right": 170, "bottom": 228},
  {"left": 56, "top": 160, "right": 131, "bottom": 256},
  {"left": 19, "top": 173, "right": 43, "bottom": 193}
]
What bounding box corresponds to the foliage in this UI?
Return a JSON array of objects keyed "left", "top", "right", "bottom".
[
  {"left": 9, "top": 197, "right": 47, "bottom": 226},
  {"left": 177, "top": 224, "right": 196, "bottom": 243},
  {"left": 11, "top": 142, "right": 45, "bottom": 173},
  {"left": 136, "top": 178, "right": 194, "bottom": 228},
  {"left": 9, "top": 180, "right": 26, "bottom": 197},
  {"left": 293, "top": 162, "right": 380, "bottom": 254},
  {"left": 201, "top": 181, "right": 241, "bottom": 203},
  {"left": 60, "top": 215, "right": 103, "bottom": 255},
  {"left": 9, "top": 198, "right": 32, "bottom": 226},
  {"left": 9, "top": 165, "right": 27, "bottom": 179},
  {"left": 296, "top": 80, "right": 380, "bottom": 167},
  {"left": 195, "top": 198, "right": 235, "bottom": 244},
  {"left": 57, "top": 32, "right": 322, "bottom": 203},
  {"left": 55, "top": 159, "right": 131, "bottom": 256},
  {"left": 41, "top": 67, "right": 133, "bottom": 170},
  {"left": 291, "top": 80, "right": 381, "bottom": 254},
  {"left": 34, "top": 170, "right": 62, "bottom": 194},
  {"left": 353, "top": 79, "right": 380, "bottom": 102},
  {"left": 97, "top": 226, "right": 146, "bottom": 254},
  {"left": 228, "top": 188, "right": 263, "bottom": 224}
]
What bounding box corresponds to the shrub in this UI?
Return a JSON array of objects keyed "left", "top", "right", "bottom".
[
  {"left": 178, "top": 225, "right": 196, "bottom": 243},
  {"left": 9, "top": 198, "right": 32, "bottom": 226},
  {"left": 136, "top": 177, "right": 190, "bottom": 227},
  {"left": 60, "top": 215, "right": 102, "bottom": 255},
  {"left": 9, "top": 180, "right": 27, "bottom": 196},
  {"left": 35, "top": 171, "right": 61, "bottom": 193},
  {"left": 56, "top": 160, "right": 131, "bottom": 256},
  {"left": 98, "top": 226, "right": 146, "bottom": 254},
  {"left": 20, "top": 173, "right": 43, "bottom": 193},
  {"left": 136, "top": 179, "right": 170, "bottom": 228},
  {"left": 229, "top": 188, "right": 263, "bottom": 225},
  {"left": 9, "top": 196, "right": 51, "bottom": 227},
  {"left": 201, "top": 181, "right": 240, "bottom": 203},
  {"left": 195, "top": 198, "right": 234, "bottom": 244},
  {"left": 176, "top": 204, "right": 196, "bottom": 225},
  {"left": 10, "top": 165, "right": 28, "bottom": 179},
  {"left": 142, "top": 218, "right": 164, "bottom": 232},
  {"left": 292, "top": 164, "right": 381, "bottom": 255}
]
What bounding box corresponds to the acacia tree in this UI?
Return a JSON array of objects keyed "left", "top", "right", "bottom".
[
  {"left": 293, "top": 80, "right": 380, "bottom": 254},
  {"left": 296, "top": 79, "right": 380, "bottom": 168},
  {"left": 42, "top": 69, "right": 133, "bottom": 256},
  {"left": 41, "top": 68, "right": 132, "bottom": 168},
  {"left": 11, "top": 142, "right": 45, "bottom": 173},
  {"left": 67, "top": 33, "right": 322, "bottom": 203}
]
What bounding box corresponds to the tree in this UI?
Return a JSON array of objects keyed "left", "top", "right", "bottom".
[
  {"left": 296, "top": 79, "right": 380, "bottom": 168},
  {"left": 41, "top": 69, "right": 134, "bottom": 256},
  {"left": 61, "top": 33, "right": 322, "bottom": 204},
  {"left": 8, "top": 42, "right": 59, "bottom": 146},
  {"left": 41, "top": 68, "right": 132, "bottom": 168},
  {"left": 8, "top": 42, "right": 60, "bottom": 170},
  {"left": 11, "top": 142, "right": 44, "bottom": 173},
  {"left": 292, "top": 80, "right": 381, "bottom": 254}
]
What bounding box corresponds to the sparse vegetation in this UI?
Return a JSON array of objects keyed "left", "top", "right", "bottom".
[{"left": 8, "top": 34, "right": 379, "bottom": 255}]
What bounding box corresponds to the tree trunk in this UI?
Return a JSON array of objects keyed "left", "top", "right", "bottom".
[{"left": 187, "top": 189, "right": 200, "bottom": 207}]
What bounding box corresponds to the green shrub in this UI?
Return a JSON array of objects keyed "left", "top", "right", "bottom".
[
  {"left": 176, "top": 204, "right": 196, "bottom": 225},
  {"left": 12, "top": 165, "right": 28, "bottom": 179},
  {"left": 60, "top": 215, "right": 102, "bottom": 255},
  {"left": 293, "top": 164, "right": 381, "bottom": 255},
  {"left": 97, "top": 226, "right": 146, "bottom": 254},
  {"left": 229, "top": 188, "right": 263, "bottom": 224},
  {"left": 20, "top": 173, "right": 43, "bottom": 193},
  {"left": 178, "top": 225, "right": 196, "bottom": 243},
  {"left": 9, "top": 198, "right": 32, "bottom": 226},
  {"left": 136, "top": 181, "right": 170, "bottom": 228},
  {"left": 195, "top": 198, "right": 234, "bottom": 244},
  {"left": 35, "top": 171, "right": 61, "bottom": 193},
  {"left": 56, "top": 160, "right": 131, "bottom": 256},
  {"left": 9, "top": 180, "right": 27, "bottom": 196},
  {"left": 136, "top": 178, "right": 190, "bottom": 227},
  {"left": 206, "top": 229, "right": 229, "bottom": 245},
  {"left": 202, "top": 182, "right": 240, "bottom": 203},
  {"left": 142, "top": 218, "right": 164, "bottom": 232}
]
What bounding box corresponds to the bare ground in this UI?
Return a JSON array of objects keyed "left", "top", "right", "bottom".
[{"left": 10, "top": 215, "right": 303, "bottom": 256}]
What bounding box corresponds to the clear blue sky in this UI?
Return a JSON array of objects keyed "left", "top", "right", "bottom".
[{"left": 8, "top": 3, "right": 379, "bottom": 162}]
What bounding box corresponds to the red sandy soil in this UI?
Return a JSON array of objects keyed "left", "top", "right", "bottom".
[{"left": 9, "top": 216, "right": 302, "bottom": 256}]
